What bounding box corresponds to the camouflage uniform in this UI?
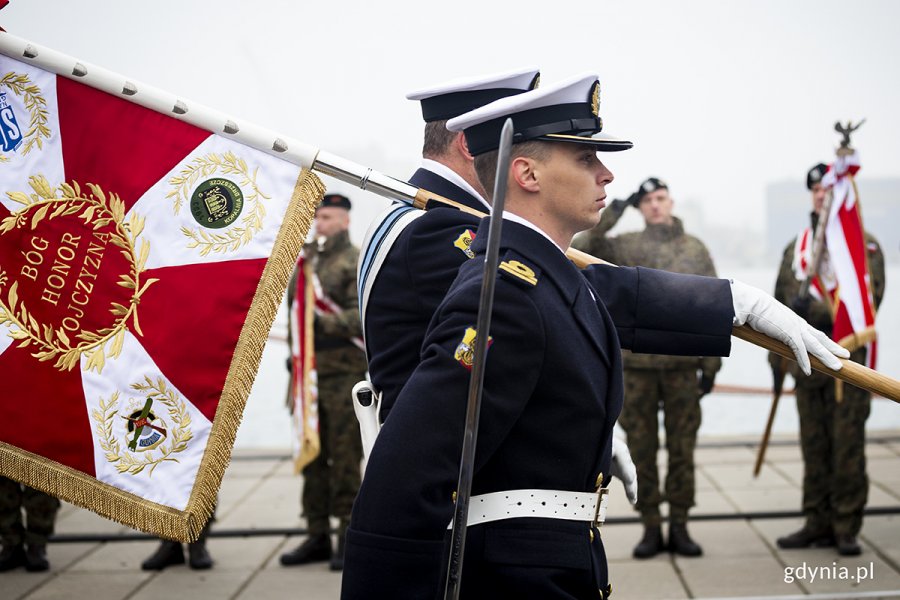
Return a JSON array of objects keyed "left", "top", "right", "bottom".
[
  {"left": 288, "top": 230, "right": 367, "bottom": 538},
  {"left": 574, "top": 211, "right": 721, "bottom": 526},
  {"left": 0, "top": 477, "right": 60, "bottom": 547},
  {"left": 773, "top": 217, "right": 885, "bottom": 537}
]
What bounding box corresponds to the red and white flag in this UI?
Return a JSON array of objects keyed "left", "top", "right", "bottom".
[
  {"left": 794, "top": 151, "right": 877, "bottom": 368},
  {"left": 821, "top": 151, "right": 877, "bottom": 367},
  {"left": 0, "top": 40, "right": 323, "bottom": 540},
  {"left": 288, "top": 253, "right": 319, "bottom": 474}
]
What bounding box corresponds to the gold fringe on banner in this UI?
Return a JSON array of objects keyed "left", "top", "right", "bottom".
[{"left": 0, "top": 169, "right": 325, "bottom": 542}]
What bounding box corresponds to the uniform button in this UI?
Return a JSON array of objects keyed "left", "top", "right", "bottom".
[
  {"left": 589, "top": 528, "right": 594, "bottom": 542},
  {"left": 595, "top": 472, "right": 604, "bottom": 488}
]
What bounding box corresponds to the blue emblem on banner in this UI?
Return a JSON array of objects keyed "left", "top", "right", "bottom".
[{"left": 0, "top": 92, "right": 23, "bottom": 153}]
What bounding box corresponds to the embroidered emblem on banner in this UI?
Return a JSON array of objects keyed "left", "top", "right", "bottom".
[
  {"left": 0, "top": 72, "right": 51, "bottom": 163},
  {"left": 0, "top": 176, "right": 156, "bottom": 373},
  {"left": 190, "top": 178, "right": 244, "bottom": 229},
  {"left": 167, "top": 152, "right": 268, "bottom": 256},
  {"left": 93, "top": 376, "right": 193, "bottom": 476},
  {"left": 453, "top": 229, "right": 476, "bottom": 259},
  {"left": 454, "top": 326, "right": 493, "bottom": 371}
]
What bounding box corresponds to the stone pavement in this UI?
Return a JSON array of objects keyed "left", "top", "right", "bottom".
[{"left": 3, "top": 433, "right": 900, "bottom": 600}]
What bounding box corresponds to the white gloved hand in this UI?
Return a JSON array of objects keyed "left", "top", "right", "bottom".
[
  {"left": 730, "top": 279, "right": 849, "bottom": 375},
  {"left": 611, "top": 430, "right": 637, "bottom": 505}
]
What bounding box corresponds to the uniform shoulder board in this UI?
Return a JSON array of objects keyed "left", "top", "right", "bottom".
[{"left": 497, "top": 252, "right": 540, "bottom": 288}]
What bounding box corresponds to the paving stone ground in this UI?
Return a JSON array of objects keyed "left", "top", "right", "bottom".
[{"left": 3, "top": 433, "right": 900, "bottom": 599}]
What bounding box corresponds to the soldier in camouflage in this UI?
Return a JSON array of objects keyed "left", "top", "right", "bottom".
[
  {"left": 573, "top": 177, "right": 721, "bottom": 559},
  {"left": 280, "top": 193, "right": 367, "bottom": 572},
  {"left": 773, "top": 163, "right": 886, "bottom": 557},
  {"left": 0, "top": 478, "right": 59, "bottom": 571}
]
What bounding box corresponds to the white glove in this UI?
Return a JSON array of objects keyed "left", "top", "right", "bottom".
[
  {"left": 352, "top": 380, "right": 382, "bottom": 468},
  {"left": 611, "top": 429, "right": 637, "bottom": 505},
  {"left": 730, "top": 279, "right": 849, "bottom": 375}
]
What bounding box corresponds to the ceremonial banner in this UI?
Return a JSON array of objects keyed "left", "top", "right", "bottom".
[
  {"left": 0, "top": 45, "right": 323, "bottom": 540},
  {"left": 794, "top": 151, "right": 877, "bottom": 368},
  {"left": 288, "top": 253, "right": 320, "bottom": 474},
  {"left": 821, "top": 151, "right": 877, "bottom": 368}
]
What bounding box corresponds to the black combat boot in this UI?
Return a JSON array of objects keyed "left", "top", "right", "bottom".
[
  {"left": 24, "top": 543, "right": 49, "bottom": 572},
  {"left": 280, "top": 534, "right": 332, "bottom": 566},
  {"left": 0, "top": 543, "right": 26, "bottom": 571},
  {"left": 776, "top": 525, "right": 835, "bottom": 549},
  {"left": 188, "top": 540, "right": 214, "bottom": 570},
  {"left": 141, "top": 540, "right": 185, "bottom": 571},
  {"left": 632, "top": 525, "right": 664, "bottom": 559},
  {"left": 329, "top": 533, "right": 345, "bottom": 571},
  {"left": 836, "top": 534, "right": 861, "bottom": 556},
  {"left": 188, "top": 521, "right": 214, "bottom": 570},
  {"left": 668, "top": 521, "right": 703, "bottom": 557}
]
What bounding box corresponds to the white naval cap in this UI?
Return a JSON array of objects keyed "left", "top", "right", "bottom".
[
  {"left": 406, "top": 67, "right": 540, "bottom": 122},
  {"left": 446, "top": 73, "right": 633, "bottom": 156}
]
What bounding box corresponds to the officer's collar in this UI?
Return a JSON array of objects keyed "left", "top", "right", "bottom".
[
  {"left": 420, "top": 159, "right": 491, "bottom": 212},
  {"left": 470, "top": 216, "right": 583, "bottom": 304}
]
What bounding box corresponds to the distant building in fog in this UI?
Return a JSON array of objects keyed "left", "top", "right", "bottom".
[{"left": 766, "top": 177, "right": 899, "bottom": 264}]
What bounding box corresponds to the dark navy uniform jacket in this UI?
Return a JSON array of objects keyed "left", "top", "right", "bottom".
[
  {"left": 343, "top": 218, "right": 733, "bottom": 599},
  {"left": 364, "top": 168, "right": 733, "bottom": 422},
  {"left": 365, "top": 168, "right": 484, "bottom": 421}
]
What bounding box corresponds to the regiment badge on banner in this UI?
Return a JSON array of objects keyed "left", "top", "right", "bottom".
[{"left": 0, "top": 50, "right": 324, "bottom": 541}]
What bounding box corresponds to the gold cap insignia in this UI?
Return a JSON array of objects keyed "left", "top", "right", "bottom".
[{"left": 589, "top": 80, "right": 601, "bottom": 118}]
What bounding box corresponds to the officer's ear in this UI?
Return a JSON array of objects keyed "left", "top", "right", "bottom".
[
  {"left": 455, "top": 132, "right": 475, "bottom": 162},
  {"left": 511, "top": 156, "right": 540, "bottom": 193}
]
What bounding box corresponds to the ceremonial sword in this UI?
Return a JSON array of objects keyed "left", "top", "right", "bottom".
[{"left": 443, "top": 119, "right": 513, "bottom": 600}]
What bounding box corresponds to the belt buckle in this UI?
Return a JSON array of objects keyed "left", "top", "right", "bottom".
[{"left": 592, "top": 487, "right": 610, "bottom": 530}]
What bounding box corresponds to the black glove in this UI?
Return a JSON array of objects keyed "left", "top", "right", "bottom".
[
  {"left": 286, "top": 357, "right": 293, "bottom": 372},
  {"left": 625, "top": 191, "right": 642, "bottom": 207},
  {"left": 610, "top": 198, "right": 630, "bottom": 214},
  {"left": 790, "top": 295, "right": 812, "bottom": 320},
  {"left": 698, "top": 373, "right": 715, "bottom": 397}
]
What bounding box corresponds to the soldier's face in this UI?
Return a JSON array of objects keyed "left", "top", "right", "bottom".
[
  {"left": 314, "top": 207, "right": 350, "bottom": 238},
  {"left": 538, "top": 143, "right": 614, "bottom": 237},
  {"left": 638, "top": 189, "right": 674, "bottom": 226},
  {"left": 811, "top": 183, "right": 827, "bottom": 214}
]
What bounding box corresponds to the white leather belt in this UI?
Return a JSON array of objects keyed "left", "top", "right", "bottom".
[{"left": 450, "top": 488, "right": 610, "bottom": 529}]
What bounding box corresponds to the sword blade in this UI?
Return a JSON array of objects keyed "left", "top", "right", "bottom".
[{"left": 444, "top": 118, "right": 514, "bottom": 600}]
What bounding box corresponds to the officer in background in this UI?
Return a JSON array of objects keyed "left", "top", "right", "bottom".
[
  {"left": 362, "top": 68, "right": 540, "bottom": 422},
  {"left": 0, "top": 478, "right": 58, "bottom": 571},
  {"left": 574, "top": 177, "right": 720, "bottom": 558},
  {"left": 281, "top": 193, "right": 367, "bottom": 571},
  {"left": 773, "top": 163, "right": 885, "bottom": 556}
]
